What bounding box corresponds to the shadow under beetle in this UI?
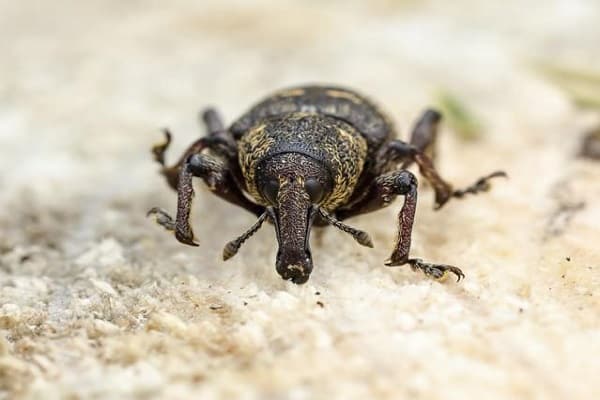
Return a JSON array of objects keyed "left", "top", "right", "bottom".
[{"left": 148, "top": 85, "right": 505, "bottom": 284}]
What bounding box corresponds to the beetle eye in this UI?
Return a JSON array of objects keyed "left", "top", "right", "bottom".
[
  {"left": 305, "top": 178, "right": 325, "bottom": 203},
  {"left": 262, "top": 179, "right": 280, "bottom": 204}
]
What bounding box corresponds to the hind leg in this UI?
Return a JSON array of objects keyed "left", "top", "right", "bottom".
[
  {"left": 152, "top": 108, "right": 237, "bottom": 190},
  {"left": 407, "top": 109, "right": 440, "bottom": 160}
]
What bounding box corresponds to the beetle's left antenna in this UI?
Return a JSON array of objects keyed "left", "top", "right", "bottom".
[
  {"left": 222, "top": 211, "right": 270, "bottom": 260},
  {"left": 317, "top": 207, "right": 373, "bottom": 248}
]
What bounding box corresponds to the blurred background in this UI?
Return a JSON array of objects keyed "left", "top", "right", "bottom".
[{"left": 1, "top": 1, "right": 599, "bottom": 399}]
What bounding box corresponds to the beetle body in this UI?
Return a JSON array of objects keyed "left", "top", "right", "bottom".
[
  {"left": 238, "top": 112, "right": 367, "bottom": 210},
  {"left": 233, "top": 87, "right": 393, "bottom": 211},
  {"left": 149, "top": 85, "right": 504, "bottom": 283}
]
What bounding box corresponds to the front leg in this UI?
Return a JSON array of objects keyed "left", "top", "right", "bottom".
[
  {"left": 148, "top": 153, "right": 264, "bottom": 246},
  {"left": 337, "top": 170, "right": 464, "bottom": 281}
]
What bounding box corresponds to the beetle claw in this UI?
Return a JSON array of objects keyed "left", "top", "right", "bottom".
[
  {"left": 175, "top": 230, "right": 199, "bottom": 247},
  {"left": 407, "top": 258, "right": 465, "bottom": 282},
  {"left": 450, "top": 170, "right": 508, "bottom": 201},
  {"left": 152, "top": 129, "right": 172, "bottom": 166},
  {"left": 147, "top": 207, "right": 176, "bottom": 231},
  {"left": 147, "top": 207, "right": 199, "bottom": 245},
  {"left": 386, "top": 257, "right": 465, "bottom": 282}
]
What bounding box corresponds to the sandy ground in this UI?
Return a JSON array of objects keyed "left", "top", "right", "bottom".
[{"left": 1, "top": 1, "right": 599, "bottom": 399}]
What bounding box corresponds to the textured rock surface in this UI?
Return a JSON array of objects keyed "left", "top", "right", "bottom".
[{"left": 1, "top": 1, "right": 599, "bottom": 399}]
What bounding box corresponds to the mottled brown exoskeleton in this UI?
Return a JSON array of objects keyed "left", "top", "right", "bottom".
[{"left": 148, "top": 86, "right": 505, "bottom": 284}]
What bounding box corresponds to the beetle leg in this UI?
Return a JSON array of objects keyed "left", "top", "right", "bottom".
[
  {"left": 338, "top": 169, "right": 465, "bottom": 282},
  {"left": 414, "top": 151, "right": 506, "bottom": 209},
  {"left": 148, "top": 156, "right": 198, "bottom": 246},
  {"left": 146, "top": 207, "right": 176, "bottom": 231},
  {"left": 152, "top": 107, "right": 237, "bottom": 191},
  {"left": 187, "top": 153, "right": 263, "bottom": 215},
  {"left": 375, "top": 109, "right": 442, "bottom": 171},
  {"left": 377, "top": 109, "right": 505, "bottom": 208},
  {"left": 403, "top": 258, "right": 465, "bottom": 282},
  {"left": 201, "top": 107, "right": 225, "bottom": 134},
  {"left": 148, "top": 153, "right": 263, "bottom": 246},
  {"left": 406, "top": 108, "right": 441, "bottom": 161},
  {"left": 378, "top": 141, "right": 453, "bottom": 208},
  {"left": 151, "top": 129, "right": 172, "bottom": 167},
  {"left": 152, "top": 131, "right": 210, "bottom": 190}
]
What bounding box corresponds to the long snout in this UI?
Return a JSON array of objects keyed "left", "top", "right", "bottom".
[{"left": 270, "top": 180, "right": 316, "bottom": 284}]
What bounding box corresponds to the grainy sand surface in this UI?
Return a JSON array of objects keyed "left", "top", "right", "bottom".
[{"left": 1, "top": 1, "right": 599, "bottom": 399}]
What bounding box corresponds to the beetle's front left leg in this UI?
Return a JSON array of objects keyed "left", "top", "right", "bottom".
[
  {"left": 337, "top": 170, "right": 464, "bottom": 281},
  {"left": 148, "top": 153, "right": 263, "bottom": 246}
]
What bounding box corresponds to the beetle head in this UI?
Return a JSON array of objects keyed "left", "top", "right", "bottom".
[{"left": 257, "top": 153, "right": 332, "bottom": 284}]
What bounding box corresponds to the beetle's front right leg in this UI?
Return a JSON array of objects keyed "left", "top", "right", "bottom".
[
  {"left": 337, "top": 169, "right": 465, "bottom": 281},
  {"left": 148, "top": 153, "right": 264, "bottom": 246}
]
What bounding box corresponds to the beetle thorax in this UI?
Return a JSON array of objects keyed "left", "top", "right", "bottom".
[{"left": 237, "top": 113, "right": 368, "bottom": 210}]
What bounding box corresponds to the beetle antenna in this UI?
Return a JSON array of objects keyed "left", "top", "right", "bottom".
[
  {"left": 317, "top": 207, "right": 373, "bottom": 248},
  {"left": 222, "top": 211, "right": 269, "bottom": 260}
]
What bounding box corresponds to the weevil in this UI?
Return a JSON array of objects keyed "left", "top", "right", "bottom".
[{"left": 148, "top": 85, "right": 505, "bottom": 284}]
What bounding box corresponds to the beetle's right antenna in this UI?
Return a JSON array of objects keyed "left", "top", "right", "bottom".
[
  {"left": 222, "top": 211, "right": 269, "bottom": 260},
  {"left": 317, "top": 207, "right": 373, "bottom": 248}
]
